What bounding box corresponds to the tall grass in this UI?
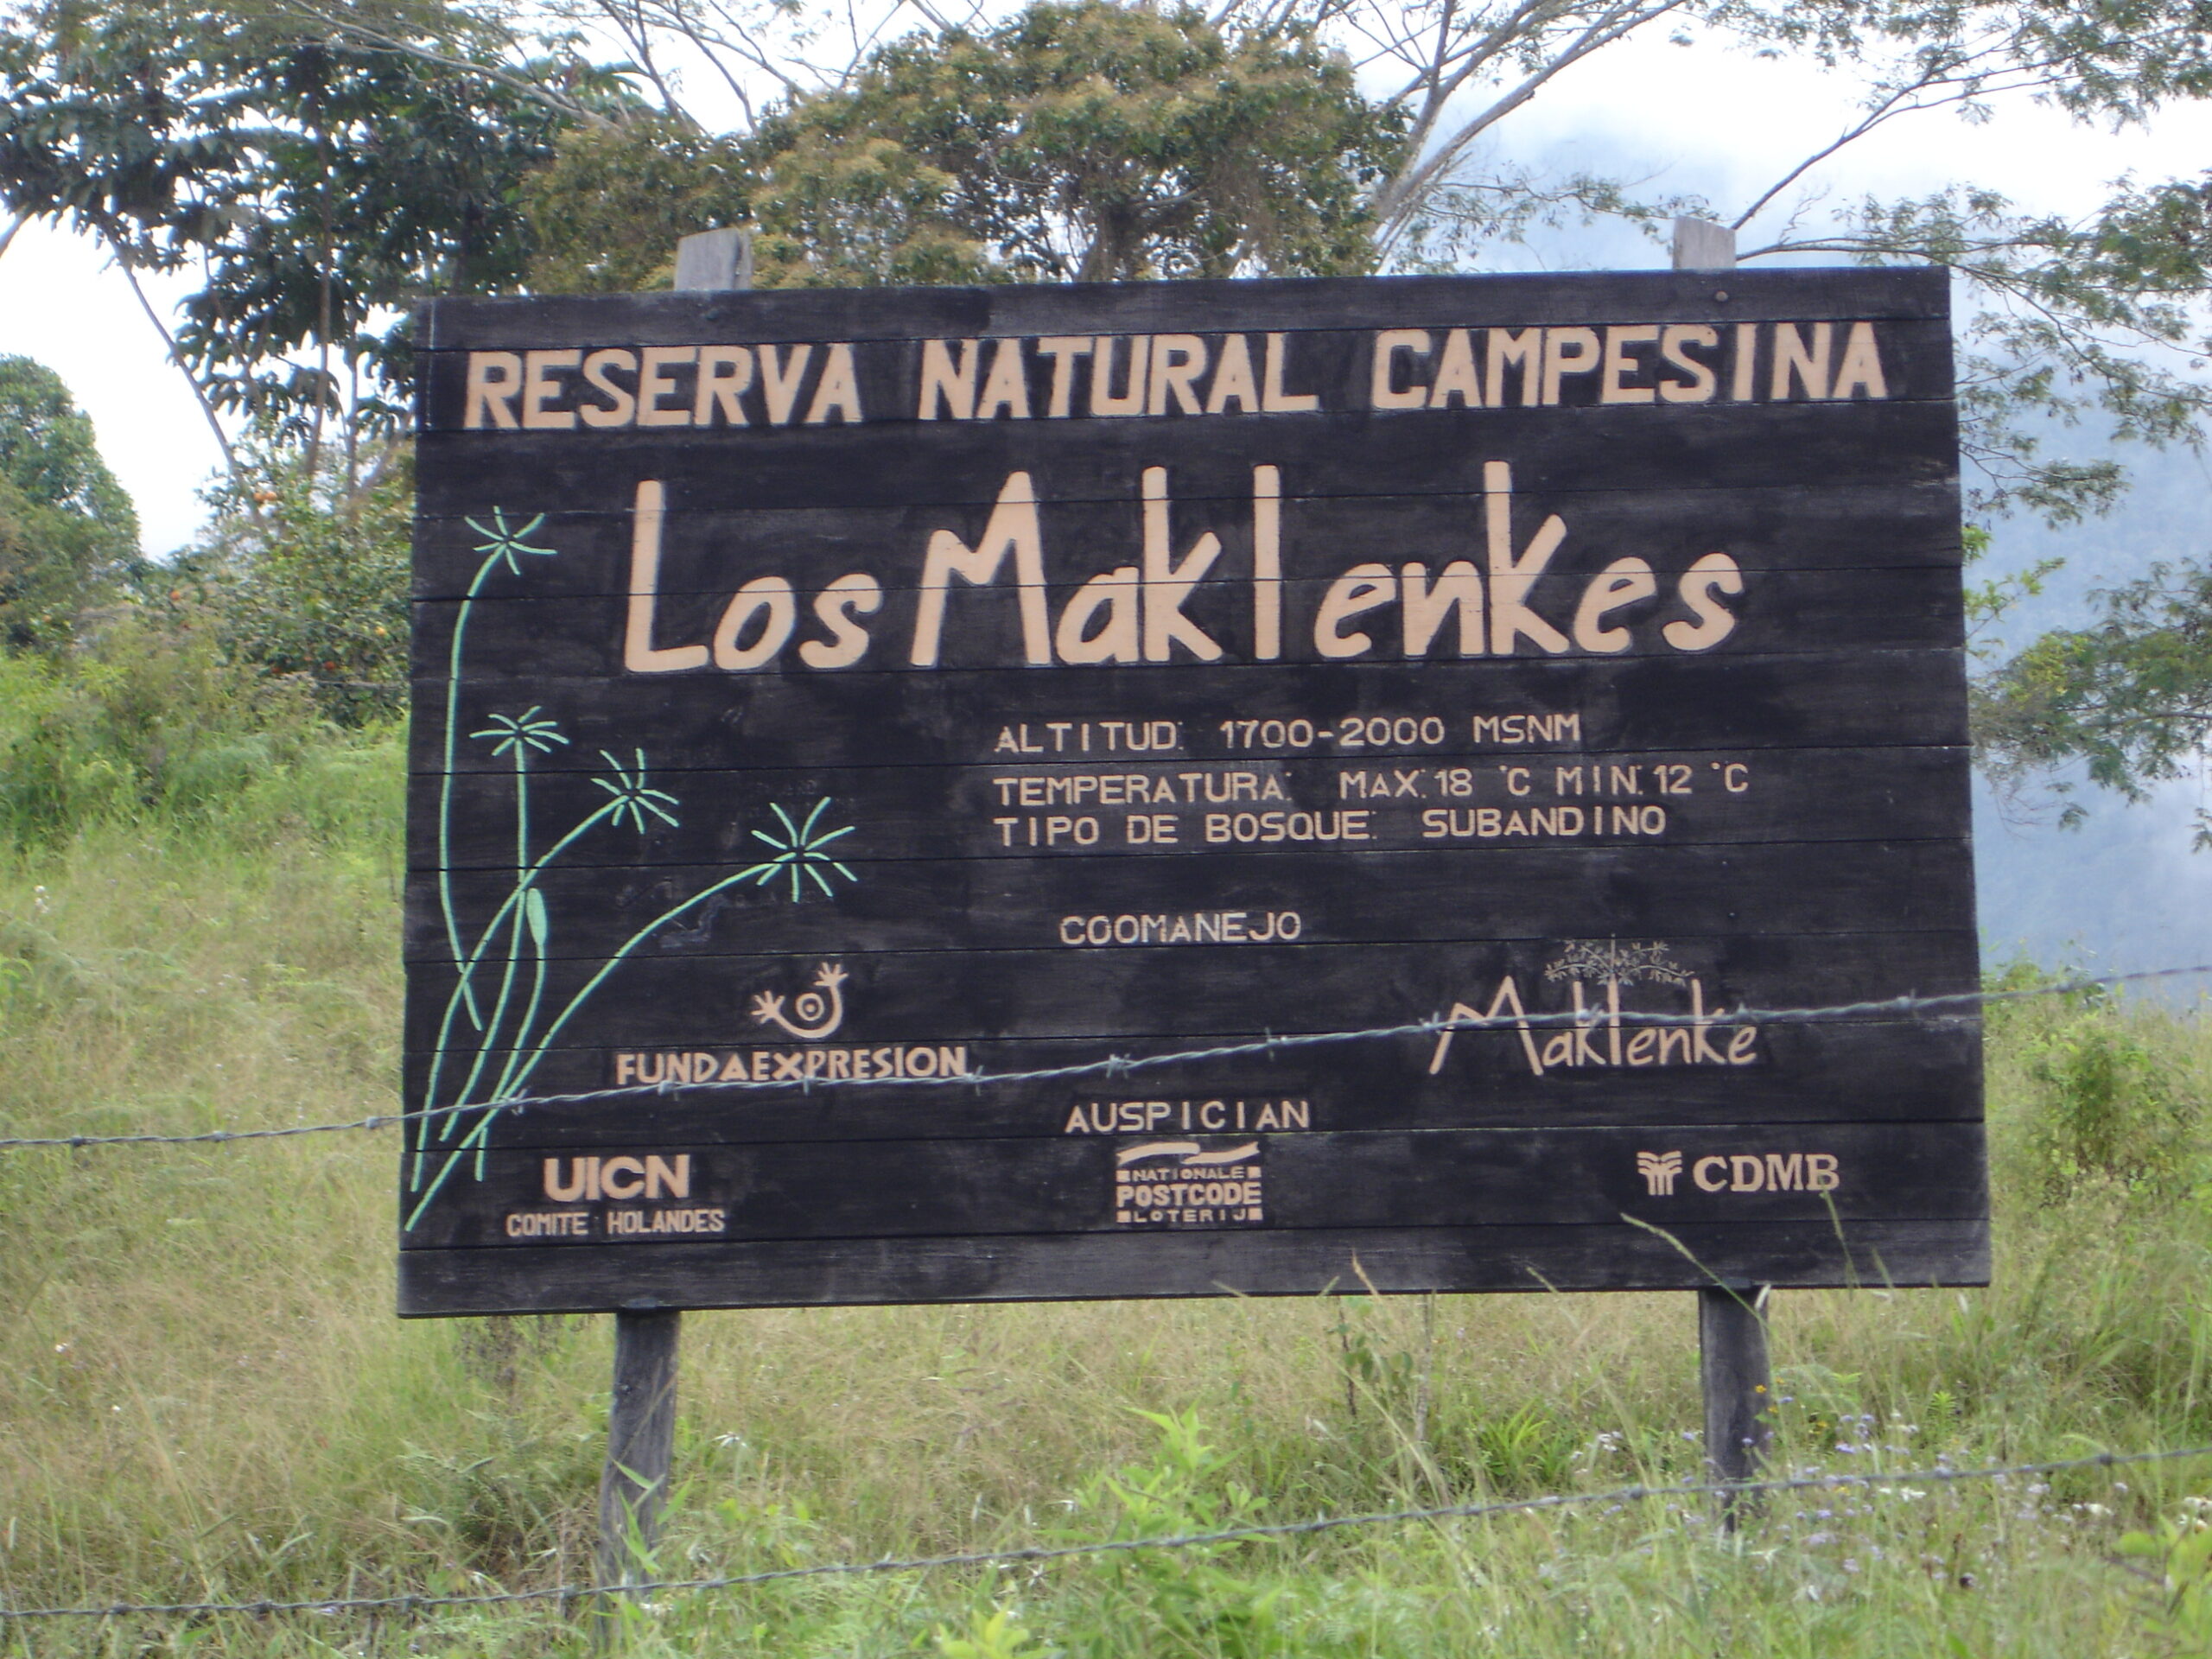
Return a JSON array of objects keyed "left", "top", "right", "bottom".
[{"left": 1, "top": 713, "right": 2209, "bottom": 1655}]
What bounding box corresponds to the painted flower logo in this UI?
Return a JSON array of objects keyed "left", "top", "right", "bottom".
[{"left": 467, "top": 507, "right": 556, "bottom": 572}]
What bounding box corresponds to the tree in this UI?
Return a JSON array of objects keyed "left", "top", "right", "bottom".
[
  {"left": 12, "top": 0, "right": 2212, "bottom": 505},
  {"left": 0, "top": 0, "right": 613, "bottom": 471},
  {"left": 515, "top": 2, "right": 1400, "bottom": 291},
  {"left": 1928, "top": 170, "right": 2212, "bottom": 846},
  {"left": 518, "top": 0, "right": 2212, "bottom": 849},
  {"left": 498, "top": 0, "right": 2212, "bottom": 517},
  {"left": 741, "top": 1, "right": 1402, "bottom": 284},
  {"left": 520, "top": 113, "right": 754, "bottom": 293},
  {"left": 176, "top": 432, "right": 414, "bottom": 721},
  {"left": 0, "top": 356, "right": 137, "bottom": 646},
  {"left": 12, "top": 0, "right": 2212, "bottom": 836}
]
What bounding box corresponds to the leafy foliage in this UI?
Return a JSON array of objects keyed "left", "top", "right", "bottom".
[
  {"left": 2021, "top": 1015, "right": 2199, "bottom": 1202},
  {"left": 1976, "top": 556, "right": 2212, "bottom": 844},
  {"left": 1985, "top": 962, "right": 2208, "bottom": 1205},
  {"left": 1047, "top": 1408, "right": 1291, "bottom": 1656},
  {"left": 2120, "top": 1503, "right": 2212, "bottom": 1645},
  {"left": 0, "top": 478, "right": 114, "bottom": 650},
  {"left": 0, "top": 356, "right": 138, "bottom": 534},
  {"left": 171, "top": 437, "right": 413, "bottom": 722},
  {"left": 1730, "top": 179, "right": 2212, "bottom": 520},
  {"left": 741, "top": 2, "right": 1402, "bottom": 286},
  {"left": 0, "top": 614, "right": 324, "bottom": 848},
  {"left": 520, "top": 112, "right": 753, "bottom": 294},
  {"left": 0, "top": 356, "right": 138, "bottom": 647},
  {"left": 0, "top": 0, "right": 605, "bottom": 450}
]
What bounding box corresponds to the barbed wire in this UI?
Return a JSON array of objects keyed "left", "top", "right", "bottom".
[
  {"left": 4, "top": 1441, "right": 2206, "bottom": 1623},
  {"left": 1, "top": 961, "right": 2206, "bottom": 1153}
]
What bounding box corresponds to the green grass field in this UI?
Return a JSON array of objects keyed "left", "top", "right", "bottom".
[{"left": 2, "top": 725, "right": 2209, "bottom": 1656}]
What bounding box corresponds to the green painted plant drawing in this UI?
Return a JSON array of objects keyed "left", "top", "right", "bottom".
[{"left": 405, "top": 509, "right": 856, "bottom": 1230}]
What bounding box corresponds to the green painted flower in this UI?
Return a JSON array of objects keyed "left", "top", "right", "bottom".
[
  {"left": 463, "top": 508, "right": 556, "bottom": 573},
  {"left": 593, "top": 748, "right": 680, "bottom": 834},
  {"left": 471, "top": 707, "right": 569, "bottom": 756},
  {"left": 747, "top": 798, "right": 858, "bottom": 900}
]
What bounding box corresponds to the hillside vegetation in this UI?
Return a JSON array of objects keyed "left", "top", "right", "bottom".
[{"left": 1, "top": 651, "right": 2209, "bottom": 1656}]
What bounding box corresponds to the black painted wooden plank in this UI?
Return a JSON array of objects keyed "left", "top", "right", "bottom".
[
  {"left": 408, "top": 747, "right": 1972, "bottom": 868},
  {"left": 417, "top": 315, "right": 1955, "bottom": 433},
  {"left": 419, "top": 267, "right": 1948, "bottom": 354},
  {"left": 403, "top": 842, "right": 1975, "bottom": 964},
  {"left": 407, "top": 563, "right": 1963, "bottom": 682},
  {"left": 404, "top": 652, "right": 1973, "bottom": 773},
  {"left": 412, "top": 1015, "right": 1984, "bottom": 1144},
  {"left": 394, "top": 1217, "right": 1990, "bottom": 1315},
  {"left": 408, "top": 506, "right": 1962, "bottom": 613},
  {"left": 413, "top": 400, "right": 1957, "bottom": 518},
  {"left": 399, "top": 928, "right": 1979, "bottom": 1056},
  {"left": 399, "top": 1122, "right": 1985, "bottom": 1250},
  {"left": 410, "top": 482, "right": 1967, "bottom": 600}
]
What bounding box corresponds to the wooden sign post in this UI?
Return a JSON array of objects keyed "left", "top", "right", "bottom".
[
  {"left": 402, "top": 259, "right": 1987, "bottom": 1564},
  {"left": 1671, "top": 216, "right": 1774, "bottom": 1517},
  {"left": 587, "top": 231, "right": 754, "bottom": 1629}
]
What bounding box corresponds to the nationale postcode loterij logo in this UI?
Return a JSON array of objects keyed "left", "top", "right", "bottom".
[{"left": 1114, "top": 1139, "right": 1265, "bottom": 1227}]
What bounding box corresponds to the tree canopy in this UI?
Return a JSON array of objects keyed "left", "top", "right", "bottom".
[
  {"left": 10, "top": 0, "right": 2212, "bottom": 509},
  {"left": 741, "top": 2, "right": 1402, "bottom": 285},
  {"left": 0, "top": 355, "right": 137, "bottom": 646},
  {"left": 0, "top": 0, "right": 601, "bottom": 462},
  {"left": 518, "top": 3, "right": 1400, "bottom": 291}
]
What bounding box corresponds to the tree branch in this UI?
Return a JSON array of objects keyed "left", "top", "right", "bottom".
[
  {"left": 1371, "top": 0, "right": 1693, "bottom": 250},
  {"left": 276, "top": 3, "right": 620, "bottom": 130},
  {"left": 1731, "top": 52, "right": 2074, "bottom": 232},
  {"left": 103, "top": 231, "right": 238, "bottom": 480}
]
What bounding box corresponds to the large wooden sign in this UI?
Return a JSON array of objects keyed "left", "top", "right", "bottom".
[{"left": 399, "top": 270, "right": 1985, "bottom": 1317}]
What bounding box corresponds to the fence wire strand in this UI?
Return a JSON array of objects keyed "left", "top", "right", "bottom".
[
  {"left": 3, "top": 1442, "right": 2207, "bottom": 1622},
  {"left": 0, "top": 961, "right": 2205, "bottom": 1153}
]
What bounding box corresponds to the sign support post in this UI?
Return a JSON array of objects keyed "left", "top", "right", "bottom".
[
  {"left": 586, "top": 228, "right": 754, "bottom": 1641},
  {"left": 1699, "top": 1283, "right": 1771, "bottom": 1519},
  {"left": 1674, "top": 214, "right": 1774, "bottom": 1523},
  {"left": 594, "top": 1306, "right": 681, "bottom": 1638}
]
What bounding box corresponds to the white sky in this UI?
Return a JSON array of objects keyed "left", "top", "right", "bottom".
[{"left": 3, "top": 28, "right": 2211, "bottom": 556}]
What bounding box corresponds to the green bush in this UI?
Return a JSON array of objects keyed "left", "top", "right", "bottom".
[
  {"left": 1987, "top": 960, "right": 2207, "bottom": 1205},
  {"left": 171, "top": 437, "right": 411, "bottom": 724},
  {"left": 0, "top": 617, "right": 395, "bottom": 849},
  {"left": 2022, "top": 1014, "right": 2200, "bottom": 1202}
]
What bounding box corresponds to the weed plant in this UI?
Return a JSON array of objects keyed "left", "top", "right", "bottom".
[{"left": 1, "top": 721, "right": 2209, "bottom": 1655}]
